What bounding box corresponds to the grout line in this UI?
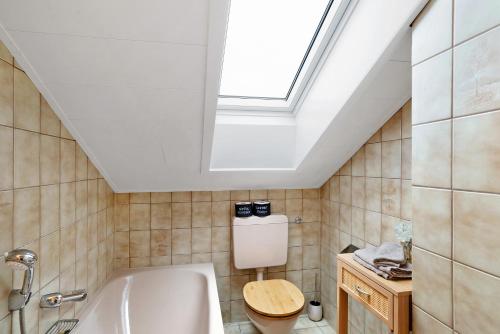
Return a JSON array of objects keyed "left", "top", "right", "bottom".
[
  {"left": 413, "top": 185, "right": 500, "bottom": 197},
  {"left": 413, "top": 305, "right": 452, "bottom": 330},
  {"left": 413, "top": 23, "right": 499, "bottom": 68},
  {"left": 0, "top": 123, "right": 76, "bottom": 142},
  {"left": 0, "top": 56, "right": 13, "bottom": 66},
  {"left": 453, "top": 22, "right": 500, "bottom": 48},
  {"left": 37, "top": 90, "right": 42, "bottom": 298},
  {"left": 10, "top": 59, "right": 14, "bottom": 265},
  {"left": 414, "top": 243, "right": 500, "bottom": 280},
  {"left": 412, "top": 46, "right": 453, "bottom": 68},
  {"left": 452, "top": 107, "right": 500, "bottom": 120},
  {"left": 412, "top": 107, "right": 500, "bottom": 127},
  {"left": 450, "top": 0, "right": 455, "bottom": 328}
]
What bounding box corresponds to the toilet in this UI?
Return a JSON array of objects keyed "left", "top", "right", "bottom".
[{"left": 233, "top": 214, "right": 304, "bottom": 334}]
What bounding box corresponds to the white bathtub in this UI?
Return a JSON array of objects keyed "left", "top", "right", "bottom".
[{"left": 73, "top": 263, "right": 224, "bottom": 334}]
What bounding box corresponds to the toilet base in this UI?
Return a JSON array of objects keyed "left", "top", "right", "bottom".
[{"left": 244, "top": 304, "right": 301, "bottom": 334}]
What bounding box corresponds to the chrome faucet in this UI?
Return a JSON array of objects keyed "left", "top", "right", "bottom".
[
  {"left": 40, "top": 289, "right": 87, "bottom": 308},
  {"left": 4, "top": 249, "right": 38, "bottom": 334}
]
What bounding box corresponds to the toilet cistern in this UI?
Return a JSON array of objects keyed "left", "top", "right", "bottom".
[{"left": 232, "top": 214, "right": 289, "bottom": 276}]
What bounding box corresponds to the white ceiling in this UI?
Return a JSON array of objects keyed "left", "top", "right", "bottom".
[{"left": 0, "top": 0, "right": 426, "bottom": 192}]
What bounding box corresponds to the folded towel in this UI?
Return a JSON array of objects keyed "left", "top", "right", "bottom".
[
  {"left": 353, "top": 242, "right": 411, "bottom": 280},
  {"left": 353, "top": 254, "right": 411, "bottom": 280},
  {"left": 353, "top": 254, "right": 389, "bottom": 279},
  {"left": 379, "top": 264, "right": 412, "bottom": 276},
  {"left": 378, "top": 264, "right": 412, "bottom": 279},
  {"left": 372, "top": 242, "right": 406, "bottom": 267},
  {"left": 354, "top": 242, "right": 405, "bottom": 267}
]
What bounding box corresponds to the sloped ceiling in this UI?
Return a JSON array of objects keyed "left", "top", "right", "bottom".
[{"left": 0, "top": 0, "right": 426, "bottom": 191}]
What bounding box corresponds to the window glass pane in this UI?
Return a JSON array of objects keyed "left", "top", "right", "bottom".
[{"left": 219, "top": 0, "right": 331, "bottom": 99}]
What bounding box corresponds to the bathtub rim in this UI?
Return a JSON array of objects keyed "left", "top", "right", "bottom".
[{"left": 73, "top": 262, "right": 224, "bottom": 334}]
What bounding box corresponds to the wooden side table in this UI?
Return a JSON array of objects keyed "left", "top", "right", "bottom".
[{"left": 336, "top": 253, "right": 412, "bottom": 334}]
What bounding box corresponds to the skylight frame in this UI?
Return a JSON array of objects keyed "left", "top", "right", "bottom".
[{"left": 217, "top": 0, "right": 352, "bottom": 113}]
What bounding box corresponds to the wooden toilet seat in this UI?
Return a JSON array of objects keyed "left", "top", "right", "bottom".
[{"left": 243, "top": 279, "right": 305, "bottom": 318}]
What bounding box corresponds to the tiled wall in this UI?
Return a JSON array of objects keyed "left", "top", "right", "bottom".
[
  {"left": 411, "top": 1, "right": 500, "bottom": 333},
  {"left": 0, "top": 41, "right": 115, "bottom": 333},
  {"left": 7, "top": 2, "right": 499, "bottom": 331},
  {"left": 112, "top": 189, "right": 321, "bottom": 323},
  {"left": 319, "top": 100, "right": 412, "bottom": 333}
]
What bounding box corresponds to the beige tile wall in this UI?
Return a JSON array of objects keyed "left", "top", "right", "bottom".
[
  {"left": 319, "top": 100, "right": 412, "bottom": 333},
  {"left": 14, "top": 5, "right": 500, "bottom": 331},
  {"left": 411, "top": 1, "right": 500, "bottom": 333},
  {"left": 0, "top": 41, "right": 115, "bottom": 333},
  {"left": 112, "top": 189, "right": 321, "bottom": 323}
]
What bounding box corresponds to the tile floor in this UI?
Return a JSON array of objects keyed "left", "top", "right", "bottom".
[{"left": 224, "top": 315, "right": 336, "bottom": 334}]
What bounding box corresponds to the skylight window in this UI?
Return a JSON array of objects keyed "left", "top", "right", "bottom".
[{"left": 219, "top": 0, "right": 334, "bottom": 100}]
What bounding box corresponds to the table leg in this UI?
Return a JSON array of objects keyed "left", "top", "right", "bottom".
[
  {"left": 337, "top": 285, "right": 348, "bottom": 334},
  {"left": 394, "top": 295, "right": 410, "bottom": 334}
]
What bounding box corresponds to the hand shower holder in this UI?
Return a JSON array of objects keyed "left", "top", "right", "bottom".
[
  {"left": 8, "top": 289, "right": 32, "bottom": 311},
  {"left": 4, "top": 248, "right": 38, "bottom": 334},
  {"left": 40, "top": 289, "right": 88, "bottom": 308}
]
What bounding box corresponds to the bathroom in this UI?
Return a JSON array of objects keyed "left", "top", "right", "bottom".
[{"left": 0, "top": 0, "right": 499, "bottom": 333}]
